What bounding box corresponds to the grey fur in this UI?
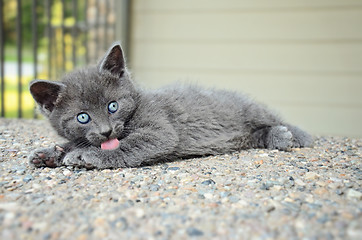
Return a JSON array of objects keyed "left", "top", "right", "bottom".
[{"left": 29, "top": 43, "right": 313, "bottom": 169}]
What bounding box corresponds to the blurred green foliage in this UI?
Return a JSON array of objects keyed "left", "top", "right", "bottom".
[
  {"left": 3, "top": 0, "right": 85, "bottom": 47},
  {"left": 2, "top": 0, "right": 88, "bottom": 118}
]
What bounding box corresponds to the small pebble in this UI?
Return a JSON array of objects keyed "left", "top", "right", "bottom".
[
  {"left": 228, "top": 195, "right": 240, "bottom": 203},
  {"left": 62, "top": 169, "right": 72, "bottom": 176},
  {"left": 260, "top": 183, "right": 270, "bottom": 190},
  {"left": 149, "top": 184, "right": 160, "bottom": 191},
  {"left": 203, "top": 193, "right": 214, "bottom": 199},
  {"left": 201, "top": 179, "right": 215, "bottom": 185},
  {"left": 58, "top": 180, "right": 66, "bottom": 184},
  {"left": 167, "top": 167, "right": 180, "bottom": 171},
  {"left": 305, "top": 172, "right": 319, "bottom": 180},
  {"left": 295, "top": 179, "right": 306, "bottom": 186},
  {"left": 335, "top": 189, "right": 344, "bottom": 195},
  {"left": 186, "top": 227, "right": 204, "bottom": 237},
  {"left": 265, "top": 205, "right": 276, "bottom": 213},
  {"left": 23, "top": 175, "right": 33, "bottom": 183},
  {"left": 316, "top": 181, "right": 327, "bottom": 187},
  {"left": 346, "top": 189, "right": 362, "bottom": 200},
  {"left": 219, "top": 191, "right": 231, "bottom": 198}
]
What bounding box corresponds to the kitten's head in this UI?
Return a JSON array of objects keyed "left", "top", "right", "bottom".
[{"left": 30, "top": 43, "right": 139, "bottom": 149}]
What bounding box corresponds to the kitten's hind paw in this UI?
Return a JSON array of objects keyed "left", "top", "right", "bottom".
[
  {"left": 266, "top": 126, "right": 293, "bottom": 151},
  {"left": 29, "top": 145, "right": 65, "bottom": 168},
  {"left": 287, "top": 125, "right": 314, "bottom": 148}
]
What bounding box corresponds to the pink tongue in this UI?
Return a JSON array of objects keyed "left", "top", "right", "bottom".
[{"left": 101, "top": 138, "right": 120, "bottom": 150}]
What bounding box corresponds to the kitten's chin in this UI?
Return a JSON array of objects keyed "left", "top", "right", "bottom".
[{"left": 101, "top": 138, "right": 120, "bottom": 150}]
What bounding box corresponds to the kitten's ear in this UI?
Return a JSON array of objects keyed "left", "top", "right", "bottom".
[
  {"left": 29, "top": 80, "right": 66, "bottom": 115},
  {"left": 99, "top": 43, "right": 126, "bottom": 78}
]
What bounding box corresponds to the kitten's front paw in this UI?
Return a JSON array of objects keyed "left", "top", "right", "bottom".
[
  {"left": 63, "top": 149, "right": 94, "bottom": 169},
  {"left": 29, "top": 146, "right": 65, "bottom": 168},
  {"left": 63, "top": 149, "right": 126, "bottom": 169},
  {"left": 63, "top": 149, "right": 111, "bottom": 169},
  {"left": 266, "top": 126, "right": 293, "bottom": 151}
]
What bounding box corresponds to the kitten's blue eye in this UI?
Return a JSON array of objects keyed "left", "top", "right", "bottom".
[
  {"left": 77, "top": 113, "right": 91, "bottom": 124},
  {"left": 108, "top": 101, "right": 118, "bottom": 113}
]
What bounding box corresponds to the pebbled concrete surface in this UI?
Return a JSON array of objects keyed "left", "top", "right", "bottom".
[{"left": 0, "top": 118, "right": 361, "bottom": 240}]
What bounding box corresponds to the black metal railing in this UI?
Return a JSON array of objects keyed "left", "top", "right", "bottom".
[
  {"left": 0, "top": 0, "right": 4, "bottom": 117},
  {"left": 0, "top": 0, "right": 128, "bottom": 119}
]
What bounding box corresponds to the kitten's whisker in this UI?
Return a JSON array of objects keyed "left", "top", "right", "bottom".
[{"left": 75, "top": 138, "right": 92, "bottom": 148}]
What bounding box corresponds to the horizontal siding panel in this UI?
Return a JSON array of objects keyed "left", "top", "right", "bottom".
[
  {"left": 130, "top": 1, "right": 362, "bottom": 137},
  {"left": 133, "top": 0, "right": 362, "bottom": 11},
  {"left": 132, "top": 71, "right": 362, "bottom": 137},
  {"left": 132, "top": 71, "right": 362, "bottom": 106},
  {"left": 132, "top": 9, "right": 362, "bottom": 41},
  {"left": 131, "top": 43, "right": 362, "bottom": 72}
]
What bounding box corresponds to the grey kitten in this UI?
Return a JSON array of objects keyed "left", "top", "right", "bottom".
[{"left": 28, "top": 43, "right": 313, "bottom": 169}]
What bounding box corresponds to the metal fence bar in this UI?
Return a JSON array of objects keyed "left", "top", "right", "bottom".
[
  {"left": 72, "top": 0, "right": 78, "bottom": 67},
  {"left": 103, "top": 0, "right": 108, "bottom": 50},
  {"left": 16, "top": 0, "right": 22, "bottom": 118},
  {"left": 61, "top": 0, "right": 66, "bottom": 72},
  {"left": 46, "top": 0, "right": 52, "bottom": 80},
  {"left": 84, "top": 0, "right": 89, "bottom": 64},
  {"left": 32, "top": 0, "right": 38, "bottom": 80},
  {"left": 0, "top": 0, "right": 4, "bottom": 117},
  {"left": 32, "top": 0, "right": 38, "bottom": 118},
  {"left": 95, "top": 0, "right": 100, "bottom": 58}
]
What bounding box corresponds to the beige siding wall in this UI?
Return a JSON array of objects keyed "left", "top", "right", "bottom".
[{"left": 129, "top": 0, "right": 362, "bottom": 137}]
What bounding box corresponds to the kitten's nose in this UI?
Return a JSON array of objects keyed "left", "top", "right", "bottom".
[{"left": 101, "top": 130, "right": 112, "bottom": 138}]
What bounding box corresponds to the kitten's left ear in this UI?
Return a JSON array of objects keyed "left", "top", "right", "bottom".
[
  {"left": 29, "top": 80, "right": 66, "bottom": 116},
  {"left": 99, "top": 43, "right": 126, "bottom": 78}
]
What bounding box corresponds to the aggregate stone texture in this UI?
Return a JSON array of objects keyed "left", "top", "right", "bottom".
[{"left": 0, "top": 119, "right": 361, "bottom": 239}]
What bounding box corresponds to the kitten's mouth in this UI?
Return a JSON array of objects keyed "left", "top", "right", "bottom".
[{"left": 101, "top": 138, "right": 120, "bottom": 150}]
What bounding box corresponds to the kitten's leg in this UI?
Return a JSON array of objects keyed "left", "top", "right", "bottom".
[{"left": 29, "top": 145, "right": 66, "bottom": 168}]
